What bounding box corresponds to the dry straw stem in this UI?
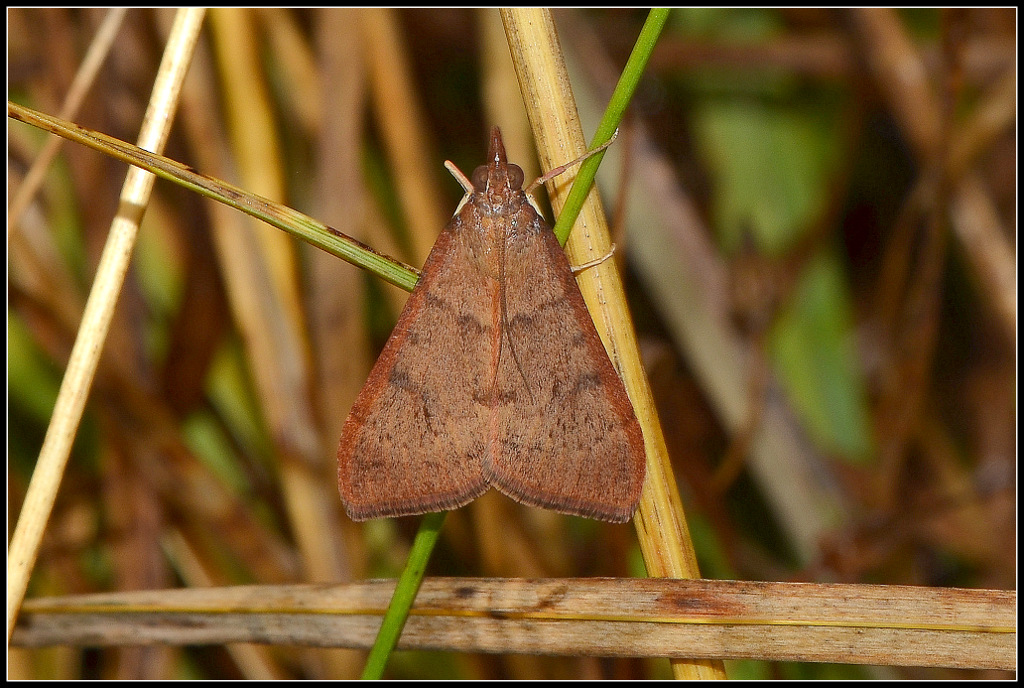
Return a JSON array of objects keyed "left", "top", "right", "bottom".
[
  {"left": 499, "top": 8, "right": 721, "bottom": 680},
  {"left": 12, "top": 578, "right": 1014, "bottom": 670},
  {"left": 6, "top": 8, "right": 206, "bottom": 641}
]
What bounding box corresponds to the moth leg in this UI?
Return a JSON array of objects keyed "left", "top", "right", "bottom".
[{"left": 570, "top": 243, "right": 616, "bottom": 275}]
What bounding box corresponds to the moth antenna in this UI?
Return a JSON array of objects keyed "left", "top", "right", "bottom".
[{"left": 445, "top": 160, "right": 474, "bottom": 194}]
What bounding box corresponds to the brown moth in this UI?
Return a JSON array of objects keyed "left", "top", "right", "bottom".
[{"left": 337, "top": 127, "right": 645, "bottom": 522}]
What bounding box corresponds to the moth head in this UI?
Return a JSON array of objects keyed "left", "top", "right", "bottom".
[
  {"left": 469, "top": 126, "right": 526, "bottom": 195},
  {"left": 470, "top": 161, "right": 525, "bottom": 195}
]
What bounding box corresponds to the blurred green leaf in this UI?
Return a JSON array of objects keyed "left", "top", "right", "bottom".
[
  {"left": 769, "top": 252, "right": 874, "bottom": 462},
  {"left": 693, "top": 100, "right": 837, "bottom": 254},
  {"left": 205, "top": 338, "right": 272, "bottom": 466},
  {"left": 8, "top": 313, "right": 63, "bottom": 427}
]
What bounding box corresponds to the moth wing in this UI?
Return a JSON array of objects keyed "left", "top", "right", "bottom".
[
  {"left": 338, "top": 225, "right": 493, "bottom": 520},
  {"left": 485, "top": 216, "right": 646, "bottom": 523}
]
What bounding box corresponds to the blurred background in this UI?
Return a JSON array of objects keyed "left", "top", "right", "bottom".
[{"left": 7, "top": 8, "right": 1016, "bottom": 680}]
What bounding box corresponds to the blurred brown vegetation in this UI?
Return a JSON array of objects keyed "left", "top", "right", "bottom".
[{"left": 7, "top": 8, "right": 1016, "bottom": 680}]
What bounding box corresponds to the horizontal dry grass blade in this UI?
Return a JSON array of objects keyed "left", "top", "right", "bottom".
[{"left": 12, "top": 579, "right": 1015, "bottom": 670}]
